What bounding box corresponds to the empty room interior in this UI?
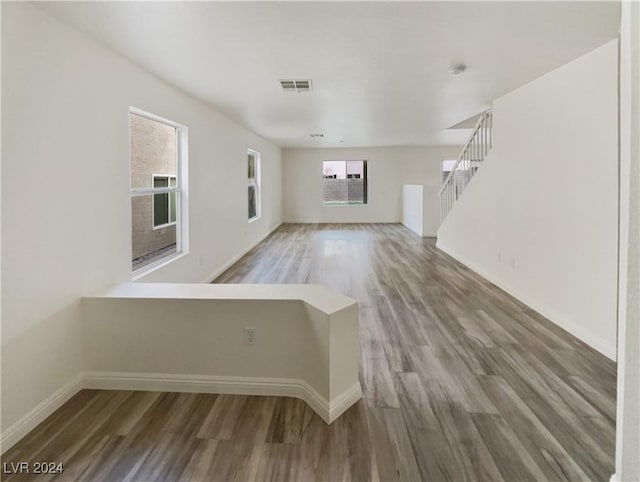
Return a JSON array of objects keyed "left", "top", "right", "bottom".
[{"left": 1, "top": 1, "right": 639, "bottom": 481}]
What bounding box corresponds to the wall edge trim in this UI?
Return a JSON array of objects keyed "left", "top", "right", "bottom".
[
  {"left": 201, "top": 222, "right": 283, "bottom": 283},
  {"left": 83, "top": 371, "right": 361, "bottom": 425},
  {"left": 1, "top": 371, "right": 363, "bottom": 453},
  {"left": 437, "top": 241, "right": 617, "bottom": 361},
  {"left": 328, "top": 383, "right": 363, "bottom": 423},
  {"left": 1, "top": 374, "right": 84, "bottom": 454}
]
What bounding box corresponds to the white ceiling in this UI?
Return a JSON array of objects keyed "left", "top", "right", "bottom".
[{"left": 39, "top": 1, "right": 619, "bottom": 148}]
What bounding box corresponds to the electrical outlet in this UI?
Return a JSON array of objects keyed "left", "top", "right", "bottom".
[
  {"left": 511, "top": 258, "right": 516, "bottom": 269},
  {"left": 244, "top": 327, "right": 256, "bottom": 345},
  {"left": 498, "top": 253, "right": 502, "bottom": 263}
]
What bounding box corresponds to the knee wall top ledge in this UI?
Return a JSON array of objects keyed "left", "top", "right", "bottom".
[{"left": 85, "top": 282, "right": 356, "bottom": 316}]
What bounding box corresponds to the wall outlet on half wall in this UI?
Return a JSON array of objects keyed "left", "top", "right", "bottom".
[{"left": 244, "top": 327, "right": 256, "bottom": 345}]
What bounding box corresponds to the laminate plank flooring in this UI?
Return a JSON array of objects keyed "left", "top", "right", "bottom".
[{"left": 2, "top": 224, "right": 616, "bottom": 481}]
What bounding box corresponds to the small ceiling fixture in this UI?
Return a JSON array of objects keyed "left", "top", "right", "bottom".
[
  {"left": 448, "top": 64, "right": 467, "bottom": 76},
  {"left": 310, "top": 133, "right": 324, "bottom": 138},
  {"left": 280, "top": 79, "right": 313, "bottom": 93}
]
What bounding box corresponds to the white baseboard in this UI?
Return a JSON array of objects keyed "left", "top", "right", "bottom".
[
  {"left": 2, "top": 370, "right": 362, "bottom": 453},
  {"left": 437, "top": 242, "right": 617, "bottom": 361},
  {"left": 329, "top": 383, "right": 363, "bottom": 423},
  {"left": 83, "top": 371, "right": 362, "bottom": 425},
  {"left": 201, "top": 222, "right": 283, "bottom": 283},
  {"left": 0, "top": 374, "right": 84, "bottom": 454},
  {"left": 401, "top": 222, "right": 423, "bottom": 237}
]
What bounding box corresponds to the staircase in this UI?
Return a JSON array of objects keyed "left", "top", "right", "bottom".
[{"left": 440, "top": 110, "right": 493, "bottom": 222}]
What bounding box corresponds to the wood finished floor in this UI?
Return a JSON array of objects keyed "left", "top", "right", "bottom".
[{"left": 2, "top": 224, "right": 616, "bottom": 482}]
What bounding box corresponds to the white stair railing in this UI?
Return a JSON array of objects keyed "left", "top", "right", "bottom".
[{"left": 439, "top": 110, "right": 493, "bottom": 222}]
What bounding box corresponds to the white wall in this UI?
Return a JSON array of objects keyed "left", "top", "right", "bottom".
[
  {"left": 1, "top": 3, "right": 282, "bottom": 434},
  {"left": 438, "top": 40, "right": 618, "bottom": 359},
  {"left": 283, "top": 146, "right": 459, "bottom": 231},
  {"left": 615, "top": 2, "right": 640, "bottom": 480},
  {"left": 402, "top": 185, "right": 424, "bottom": 236}
]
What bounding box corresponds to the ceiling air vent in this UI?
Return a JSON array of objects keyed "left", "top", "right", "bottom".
[{"left": 280, "top": 79, "right": 312, "bottom": 93}]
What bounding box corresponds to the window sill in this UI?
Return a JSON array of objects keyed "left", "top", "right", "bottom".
[
  {"left": 322, "top": 203, "right": 368, "bottom": 208},
  {"left": 152, "top": 221, "right": 177, "bottom": 231},
  {"left": 248, "top": 215, "right": 261, "bottom": 223},
  {"left": 132, "top": 250, "right": 188, "bottom": 281}
]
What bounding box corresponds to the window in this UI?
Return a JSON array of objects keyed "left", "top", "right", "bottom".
[
  {"left": 322, "top": 160, "right": 368, "bottom": 205},
  {"left": 130, "top": 108, "right": 187, "bottom": 273},
  {"left": 248, "top": 149, "right": 261, "bottom": 221},
  {"left": 152, "top": 175, "right": 177, "bottom": 229},
  {"left": 442, "top": 160, "right": 457, "bottom": 182}
]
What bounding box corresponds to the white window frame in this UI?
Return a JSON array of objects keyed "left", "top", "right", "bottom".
[
  {"left": 130, "top": 107, "right": 189, "bottom": 279},
  {"left": 151, "top": 174, "right": 177, "bottom": 230},
  {"left": 322, "top": 160, "right": 369, "bottom": 206},
  {"left": 442, "top": 160, "right": 457, "bottom": 172},
  {"left": 442, "top": 159, "right": 459, "bottom": 183},
  {"left": 248, "top": 149, "right": 261, "bottom": 222}
]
